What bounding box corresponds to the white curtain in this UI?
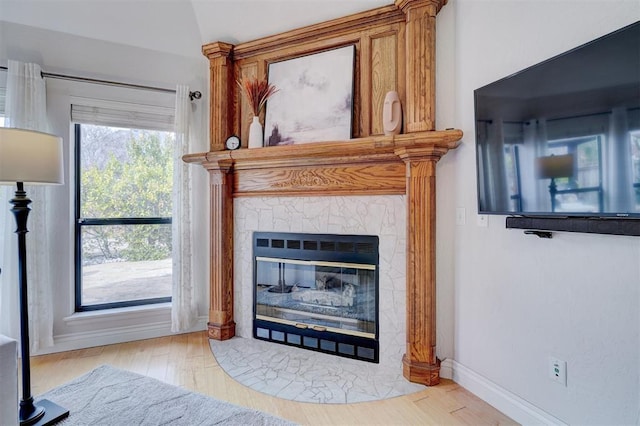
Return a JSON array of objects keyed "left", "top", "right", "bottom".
[
  {"left": 171, "top": 85, "right": 196, "bottom": 332},
  {"left": 606, "top": 108, "right": 633, "bottom": 212},
  {"left": 521, "top": 118, "right": 550, "bottom": 212},
  {"left": 0, "top": 60, "right": 54, "bottom": 351}
]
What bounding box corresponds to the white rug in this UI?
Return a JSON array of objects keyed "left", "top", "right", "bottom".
[
  {"left": 39, "top": 365, "right": 295, "bottom": 425},
  {"left": 209, "top": 337, "right": 425, "bottom": 404}
]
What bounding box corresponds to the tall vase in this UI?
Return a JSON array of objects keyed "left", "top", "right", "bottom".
[{"left": 248, "top": 116, "right": 263, "bottom": 149}]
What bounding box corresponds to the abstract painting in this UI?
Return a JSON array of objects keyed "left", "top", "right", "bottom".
[{"left": 264, "top": 45, "right": 355, "bottom": 146}]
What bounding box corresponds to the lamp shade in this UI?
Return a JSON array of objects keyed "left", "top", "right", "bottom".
[
  {"left": 535, "top": 154, "right": 575, "bottom": 180},
  {"left": 0, "top": 127, "right": 64, "bottom": 185}
]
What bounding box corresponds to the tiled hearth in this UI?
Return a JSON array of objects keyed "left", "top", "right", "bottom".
[
  {"left": 209, "top": 336, "right": 424, "bottom": 403},
  {"left": 234, "top": 195, "right": 407, "bottom": 369}
]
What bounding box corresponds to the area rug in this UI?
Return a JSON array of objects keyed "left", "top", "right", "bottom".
[
  {"left": 209, "top": 337, "right": 425, "bottom": 404},
  {"left": 39, "top": 365, "right": 295, "bottom": 425}
]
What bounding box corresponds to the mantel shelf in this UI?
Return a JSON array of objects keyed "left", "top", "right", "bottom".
[
  {"left": 184, "top": 129, "right": 462, "bottom": 169},
  {"left": 183, "top": 130, "right": 462, "bottom": 197}
]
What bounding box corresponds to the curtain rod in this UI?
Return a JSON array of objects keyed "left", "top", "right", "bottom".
[{"left": 0, "top": 66, "right": 202, "bottom": 101}]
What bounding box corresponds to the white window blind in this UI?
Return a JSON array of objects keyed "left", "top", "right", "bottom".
[{"left": 70, "top": 97, "right": 174, "bottom": 132}]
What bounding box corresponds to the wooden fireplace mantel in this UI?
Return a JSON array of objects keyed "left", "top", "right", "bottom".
[
  {"left": 183, "top": 130, "right": 461, "bottom": 197},
  {"left": 187, "top": 0, "right": 458, "bottom": 386},
  {"left": 185, "top": 130, "right": 463, "bottom": 386}
]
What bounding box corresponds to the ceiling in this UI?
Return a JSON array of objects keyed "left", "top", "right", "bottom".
[{"left": 0, "top": 0, "right": 392, "bottom": 58}]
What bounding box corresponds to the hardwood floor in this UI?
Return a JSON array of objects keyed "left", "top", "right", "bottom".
[{"left": 30, "top": 331, "right": 517, "bottom": 425}]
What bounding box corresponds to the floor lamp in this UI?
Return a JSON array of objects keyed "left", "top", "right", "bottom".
[
  {"left": 0, "top": 128, "right": 69, "bottom": 425},
  {"left": 535, "top": 154, "right": 575, "bottom": 212}
]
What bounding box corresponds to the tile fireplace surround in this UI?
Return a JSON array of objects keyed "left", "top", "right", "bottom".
[{"left": 234, "top": 195, "right": 407, "bottom": 368}]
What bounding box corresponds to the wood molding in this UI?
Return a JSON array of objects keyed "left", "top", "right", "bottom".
[
  {"left": 207, "top": 159, "right": 236, "bottom": 340},
  {"left": 398, "top": 148, "right": 441, "bottom": 385},
  {"left": 395, "top": 0, "right": 448, "bottom": 14},
  {"left": 400, "top": 1, "right": 438, "bottom": 131},
  {"left": 402, "top": 356, "right": 441, "bottom": 386},
  {"left": 183, "top": 131, "right": 462, "bottom": 167},
  {"left": 202, "top": 42, "right": 235, "bottom": 151},
  {"left": 232, "top": 5, "right": 405, "bottom": 60},
  {"left": 184, "top": 130, "right": 461, "bottom": 198}
]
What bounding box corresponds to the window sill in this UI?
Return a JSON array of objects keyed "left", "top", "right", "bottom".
[{"left": 63, "top": 302, "right": 172, "bottom": 326}]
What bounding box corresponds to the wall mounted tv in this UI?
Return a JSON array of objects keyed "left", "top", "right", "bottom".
[{"left": 474, "top": 21, "right": 640, "bottom": 236}]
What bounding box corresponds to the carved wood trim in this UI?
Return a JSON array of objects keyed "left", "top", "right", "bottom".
[
  {"left": 207, "top": 160, "right": 236, "bottom": 340},
  {"left": 202, "top": 42, "right": 234, "bottom": 151},
  {"left": 184, "top": 130, "right": 461, "bottom": 197},
  {"left": 400, "top": 1, "right": 438, "bottom": 131},
  {"left": 397, "top": 149, "right": 440, "bottom": 385},
  {"left": 228, "top": 6, "right": 406, "bottom": 60}
]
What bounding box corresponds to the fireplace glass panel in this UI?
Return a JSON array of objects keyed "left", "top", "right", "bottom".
[{"left": 255, "top": 257, "right": 376, "bottom": 338}]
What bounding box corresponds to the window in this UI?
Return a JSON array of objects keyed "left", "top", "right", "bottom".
[
  {"left": 547, "top": 135, "right": 603, "bottom": 213},
  {"left": 73, "top": 99, "right": 175, "bottom": 311},
  {"left": 502, "top": 122, "right": 524, "bottom": 212},
  {"left": 632, "top": 131, "right": 640, "bottom": 210}
]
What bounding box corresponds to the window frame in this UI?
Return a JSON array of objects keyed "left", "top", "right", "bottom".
[
  {"left": 73, "top": 123, "right": 173, "bottom": 312},
  {"left": 548, "top": 135, "right": 604, "bottom": 213}
]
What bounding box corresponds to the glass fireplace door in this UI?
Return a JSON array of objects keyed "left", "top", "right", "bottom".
[
  {"left": 255, "top": 257, "right": 376, "bottom": 338},
  {"left": 253, "top": 232, "right": 379, "bottom": 362}
]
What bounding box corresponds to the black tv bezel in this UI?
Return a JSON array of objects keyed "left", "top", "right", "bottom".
[{"left": 473, "top": 21, "right": 640, "bottom": 229}]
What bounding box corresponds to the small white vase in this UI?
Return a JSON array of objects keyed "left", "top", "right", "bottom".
[{"left": 248, "top": 116, "right": 263, "bottom": 149}]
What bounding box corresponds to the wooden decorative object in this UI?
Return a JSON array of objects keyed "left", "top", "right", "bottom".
[{"left": 192, "top": 0, "right": 455, "bottom": 386}]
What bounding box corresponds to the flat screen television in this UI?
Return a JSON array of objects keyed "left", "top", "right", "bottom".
[{"left": 475, "top": 21, "right": 640, "bottom": 226}]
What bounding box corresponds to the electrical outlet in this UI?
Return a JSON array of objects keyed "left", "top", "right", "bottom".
[
  {"left": 549, "top": 357, "right": 567, "bottom": 386},
  {"left": 456, "top": 207, "right": 466, "bottom": 226},
  {"left": 477, "top": 214, "right": 488, "bottom": 227}
]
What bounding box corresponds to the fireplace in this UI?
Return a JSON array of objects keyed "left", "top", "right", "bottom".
[
  {"left": 253, "top": 232, "right": 379, "bottom": 362},
  {"left": 187, "top": 0, "right": 461, "bottom": 385}
]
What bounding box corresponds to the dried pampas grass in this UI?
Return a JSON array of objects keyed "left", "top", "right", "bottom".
[{"left": 238, "top": 77, "right": 278, "bottom": 116}]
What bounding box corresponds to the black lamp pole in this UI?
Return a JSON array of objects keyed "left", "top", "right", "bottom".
[
  {"left": 11, "top": 182, "right": 68, "bottom": 426},
  {"left": 548, "top": 177, "right": 558, "bottom": 213},
  {"left": 11, "top": 182, "right": 42, "bottom": 424}
]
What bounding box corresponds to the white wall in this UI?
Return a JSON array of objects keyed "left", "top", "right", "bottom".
[
  {"left": 0, "top": 21, "right": 211, "bottom": 352},
  {"left": 2, "top": 1, "right": 640, "bottom": 423},
  {"left": 442, "top": 1, "right": 640, "bottom": 424}
]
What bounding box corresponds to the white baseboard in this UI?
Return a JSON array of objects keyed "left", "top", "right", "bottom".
[
  {"left": 34, "top": 316, "right": 208, "bottom": 355},
  {"left": 441, "top": 359, "right": 567, "bottom": 426}
]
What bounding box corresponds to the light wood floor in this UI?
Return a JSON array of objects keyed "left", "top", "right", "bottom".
[{"left": 30, "top": 331, "right": 517, "bottom": 425}]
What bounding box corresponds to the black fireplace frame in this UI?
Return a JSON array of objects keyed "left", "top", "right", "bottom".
[{"left": 252, "top": 231, "right": 380, "bottom": 363}]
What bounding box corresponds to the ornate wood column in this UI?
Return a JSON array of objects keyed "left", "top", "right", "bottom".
[
  {"left": 396, "top": 0, "right": 447, "bottom": 132},
  {"left": 206, "top": 158, "right": 235, "bottom": 340},
  {"left": 395, "top": 145, "right": 449, "bottom": 386},
  {"left": 202, "top": 42, "right": 234, "bottom": 151}
]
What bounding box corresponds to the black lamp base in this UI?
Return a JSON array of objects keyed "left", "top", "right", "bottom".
[{"left": 20, "top": 399, "right": 69, "bottom": 426}]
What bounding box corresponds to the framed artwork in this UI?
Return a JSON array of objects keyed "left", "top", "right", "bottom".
[{"left": 264, "top": 45, "right": 355, "bottom": 146}]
